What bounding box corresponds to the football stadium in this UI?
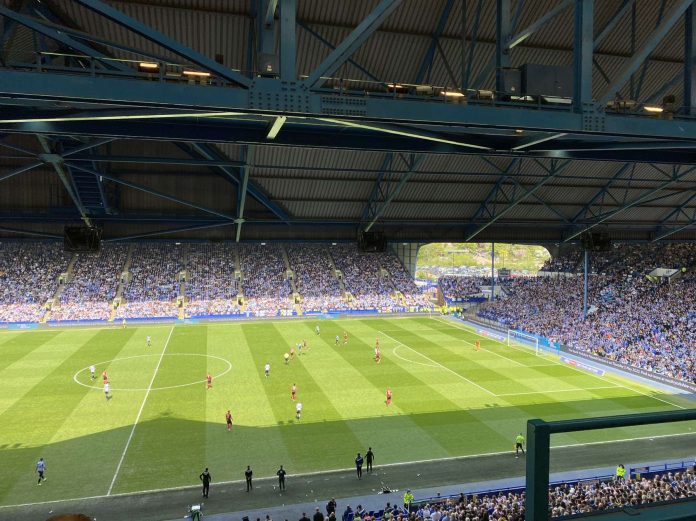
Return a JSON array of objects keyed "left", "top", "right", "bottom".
[{"left": 0, "top": 1, "right": 695, "bottom": 521}]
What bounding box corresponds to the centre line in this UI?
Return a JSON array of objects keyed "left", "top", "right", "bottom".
[{"left": 107, "top": 325, "right": 175, "bottom": 495}]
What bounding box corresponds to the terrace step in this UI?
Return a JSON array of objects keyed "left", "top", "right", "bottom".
[
  {"left": 324, "top": 246, "right": 347, "bottom": 293},
  {"left": 280, "top": 245, "right": 299, "bottom": 294},
  {"left": 115, "top": 244, "right": 135, "bottom": 300}
]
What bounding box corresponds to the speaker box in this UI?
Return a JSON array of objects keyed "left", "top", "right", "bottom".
[
  {"left": 581, "top": 231, "right": 611, "bottom": 252},
  {"left": 64, "top": 226, "right": 102, "bottom": 252},
  {"left": 358, "top": 231, "right": 386, "bottom": 252}
]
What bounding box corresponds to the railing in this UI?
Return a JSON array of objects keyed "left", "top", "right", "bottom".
[
  {"left": 525, "top": 409, "right": 696, "bottom": 520},
  {"left": 6, "top": 51, "right": 696, "bottom": 120}
]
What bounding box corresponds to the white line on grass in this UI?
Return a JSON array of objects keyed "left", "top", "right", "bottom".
[
  {"left": 3, "top": 430, "right": 694, "bottom": 511},
  {"left": 379, "top": 330, "right": 497, "bottom": 396},
  {"left": 496, "top": 385, "right": 620, "bottom": 397},
  {"left": 106, "top": 325, "right": 175, "bottom": 495},
  {"left": 439, "top": 318, "right": 686, "bottom": 410}
]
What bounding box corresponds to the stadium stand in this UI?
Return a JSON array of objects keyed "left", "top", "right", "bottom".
[
  {"left": 478, "top": 243, "right": 696, "bottom": 384},
  {"left": 438, "top": 276, "right": 490, "bottom": 301},
  {"left": 239, "top": 244, "right": 294, "bottom": 316},
  {"left": 287, "top": 244, "right": 345, "bottom": 313},
  {"left": 403, "top": 467, "right": 696, "bottom": 520},
  {"left": 185, "top": 243, "right": 241, "bottom": 318},
  {"left": 0, "top": 242, "right": 72, "bottom": 323},
  {"left": 115, "top": 243, "right": 181, "bottom": 319},
  {"left": 51, "top": 245, "right": 129, "bottom": 322}
]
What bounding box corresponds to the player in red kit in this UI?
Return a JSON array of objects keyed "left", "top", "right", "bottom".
[
  {"left": 102, "top": 370, "right": 108, "bottom": 382},
  {"left": 343, "top": 331, "right": 348, "bottom": 345},
  {"left": 376, "top": 337, "right": 380, "bottom": 348},
  {"left": 375, "top": 346, "right": 381, "bottom": 364},
  {"left": 475, "top": 340, "right": 481, "bottom": 351},
  {"left": 386, "top": 387, "right": 392, "bottom": 406},
  {"left": 291, "top": 383, "right": 297, "bottom": 401},
  {"left": 226, "top": 410, "right": 233, "bottom": 431},
  {"left": 207, "top": 373, "right": 213, "bottom": 389}
]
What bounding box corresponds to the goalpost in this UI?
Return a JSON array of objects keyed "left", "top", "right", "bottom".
[{"left": 507, "top": 329, "right": 540, "bottom": 355}]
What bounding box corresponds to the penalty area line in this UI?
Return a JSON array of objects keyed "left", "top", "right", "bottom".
[
  {"left": 379, "top": 330, "right": 497, "bottom": 397},
  {"left": 2, "top": 431, "right": 694, "bottom": 511},
  {"left": 106, "top": 325, "right": 175, "bottom": 496}
]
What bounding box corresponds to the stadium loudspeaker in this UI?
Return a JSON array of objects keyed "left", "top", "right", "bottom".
[
  {"left": 64, "top": 226, "right": 102, "bottom": 252},
  {"left": 358, "top": 231, "right": 386, "bottom": 252},
  {"left": 580, "top": 231, "right": 611, "bottom": 252}
]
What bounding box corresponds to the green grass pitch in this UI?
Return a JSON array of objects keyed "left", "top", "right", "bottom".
[{"left": 0, "top": 316, "right": 693, "bottom": 506}]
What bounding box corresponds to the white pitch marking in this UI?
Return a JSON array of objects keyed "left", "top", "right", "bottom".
[
  {"left": 379, "top": 330, "right": 497, "bottom": 396},
  {"left": 437, "top": 318, "right": 686, "bottom": 410},
  {"left": 107, "top": 325, "right": 175, "bottom": 495},
  {"left": 73, "top": 353, "right": 232, "bottom": 391},
  {"left": 391, "top": 345, "right": 440, "bottom": 368},
  {"left": 3, "top": 431, "right": 694, "bottom": 511},
  {"left": 496, "top": 385, "right": 620, "bottom": 397}
]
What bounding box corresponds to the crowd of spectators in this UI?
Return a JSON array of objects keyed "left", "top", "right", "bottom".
[
  {"left": 405, "top": 468, "right": 695, "bottom": 520},
  {"left": 541, "top": 243, "right": 696, "bottom": 275},
  {"left": 479, "top": 243, "right": 696, "bottom": 384},
  {"left": 331, "top": 245, "right": 402, "bottom": 309},
  {"left": 116, "top": 244, "right": 181, "bottom": 319},
  {"left": 0, "top": 241, "right": 433, "bottom": 321},
  {"left": 539, "top": 250, "right": 580, "bottom": 273},
  {"left": 185, "top": 244, "right": 241, "bottom": 318},
  {"left": 379, "top": 253, "right": 432, "bottom": 309},
  {"left": 51, "top": 245, "right": 128, "bottom": 321},
  {"left": 438, "top": 276, "right": 490, "bottom": 301},
  {"left": 287, "top": 245, "right": 345, "bottom": 312},
  {"left": 240, "top": 245, "right": 292, "bottom": 316},
  {"left": 0, "top": 242, "right": 71, "bottom": 323}
]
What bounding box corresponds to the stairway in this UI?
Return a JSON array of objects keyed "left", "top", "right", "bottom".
[
  {"left": 280, "top": 245, "right": 299, "bottom": 295},
  {"left": 325, "top": 246, "right": 348, "bottom": 296},
  {"left": 71, "top": 167, "right": 107, "bottom": 213},
  {"left": 110, "top": 244, "right": 134, "bottom": 321}
]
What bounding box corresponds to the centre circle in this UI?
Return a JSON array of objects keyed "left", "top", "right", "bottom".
[{"left": 73, "top": 353, "right": 232, "bottom": 391}]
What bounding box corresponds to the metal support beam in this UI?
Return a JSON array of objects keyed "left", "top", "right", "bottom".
[
  {"left": 305, "top": 0, "right": 402, "bottom": 89},
  {"left": 509, "top": 0, "right": 572, "bottom": 48},
  {"left": 583, "top": 249, "right": 589, "bottom": 319},
  {"left": 0, "top": 5, "right": 132, "bottom": 72},
  {"left": 279, "top": 0, "right": 296, "bottom": 81},
  {"left": 264, "top": 0, "right": 278, "bottom": 26},
  {"left": 565, "top": 166, "right": 696, "bottom": 241},
  {"left": 297, "top": 22, "right": 380, "bottom": 82},
  {"left": 416, "top": 0, "right": 455, "bottom": 84},
  {"left": 364, "top": 154, "right": 426, "bottom": 231},
  {"left": 598, "top": 0, "right": 694, "bottom": 106},
  {"left": 686, "top": 5, "right": 696, "bottom": 115},
  {"left": 0, "top": 225, "right": 63, "bottom": 239},
  {"left": 37, "top": 135, "right": 92, "bottom": 226},
  {"left": 466, "top": 159, "right": 571, "bottom": 241},
  {"left": 594, "top": 0, "right": 634, "bottom": 48},
  {"left": 651, "top": 191, "right": 696, "bottom": 240},
  {"left": 67, "top": 162, "right": 237, "bottom": 221},
  {"left": 236, "top": 145, "right": 253, "bottom": 242},
  {"left": 573, "top": 0, "right": 593, "bottom": 113},
  {"left": 495, "top": 0, "right": 511, "bottom": 93},
  {"left": 571, "top": 163, "right": 633, "bottom": 223},
  {"left": 490, "top": 242, "right": 495, "bottom": 302},
  {"left": 72, "top": 0, "right": 252, "bottom": 87},
  {"left": 362, "top": 152, "right": 393, "bottom": 222},
  {"left": 187, "top": 143, "right": 290, "bottom": 222}
]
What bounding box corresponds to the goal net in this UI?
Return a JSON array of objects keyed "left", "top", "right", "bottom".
[{"left": 507, "top": 329, "right": 540, "bottom": 355}]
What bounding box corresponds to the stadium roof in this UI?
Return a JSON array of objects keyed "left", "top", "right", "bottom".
[{"left": 1, "top": 0, "right": 695, "bottom": 243}]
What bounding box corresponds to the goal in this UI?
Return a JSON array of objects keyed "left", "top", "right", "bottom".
[{"left": 507, "top": 329, "right": 540, "bottom": 355}]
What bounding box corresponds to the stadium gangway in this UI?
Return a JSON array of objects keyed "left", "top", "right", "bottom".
[{"left": 526, "top": 408, "right": 696, "bottom": 520}]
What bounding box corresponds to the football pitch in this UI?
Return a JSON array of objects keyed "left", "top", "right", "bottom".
[{"left": 0, "top": 316, "right": 693, "bottom": 507}]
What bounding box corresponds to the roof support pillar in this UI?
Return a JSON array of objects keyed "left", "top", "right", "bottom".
[
  {"left": 495, "top": 0, "right": 511, "bottom": 93},
  {"left": 573, "top": 0, "right": 593, "bottom": 113},
  {"left": 279, "top": 0, "right": 296, "bottom": 81},
  {"left": 685, "top": 5, "right": 696, "bottom": 115}
]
